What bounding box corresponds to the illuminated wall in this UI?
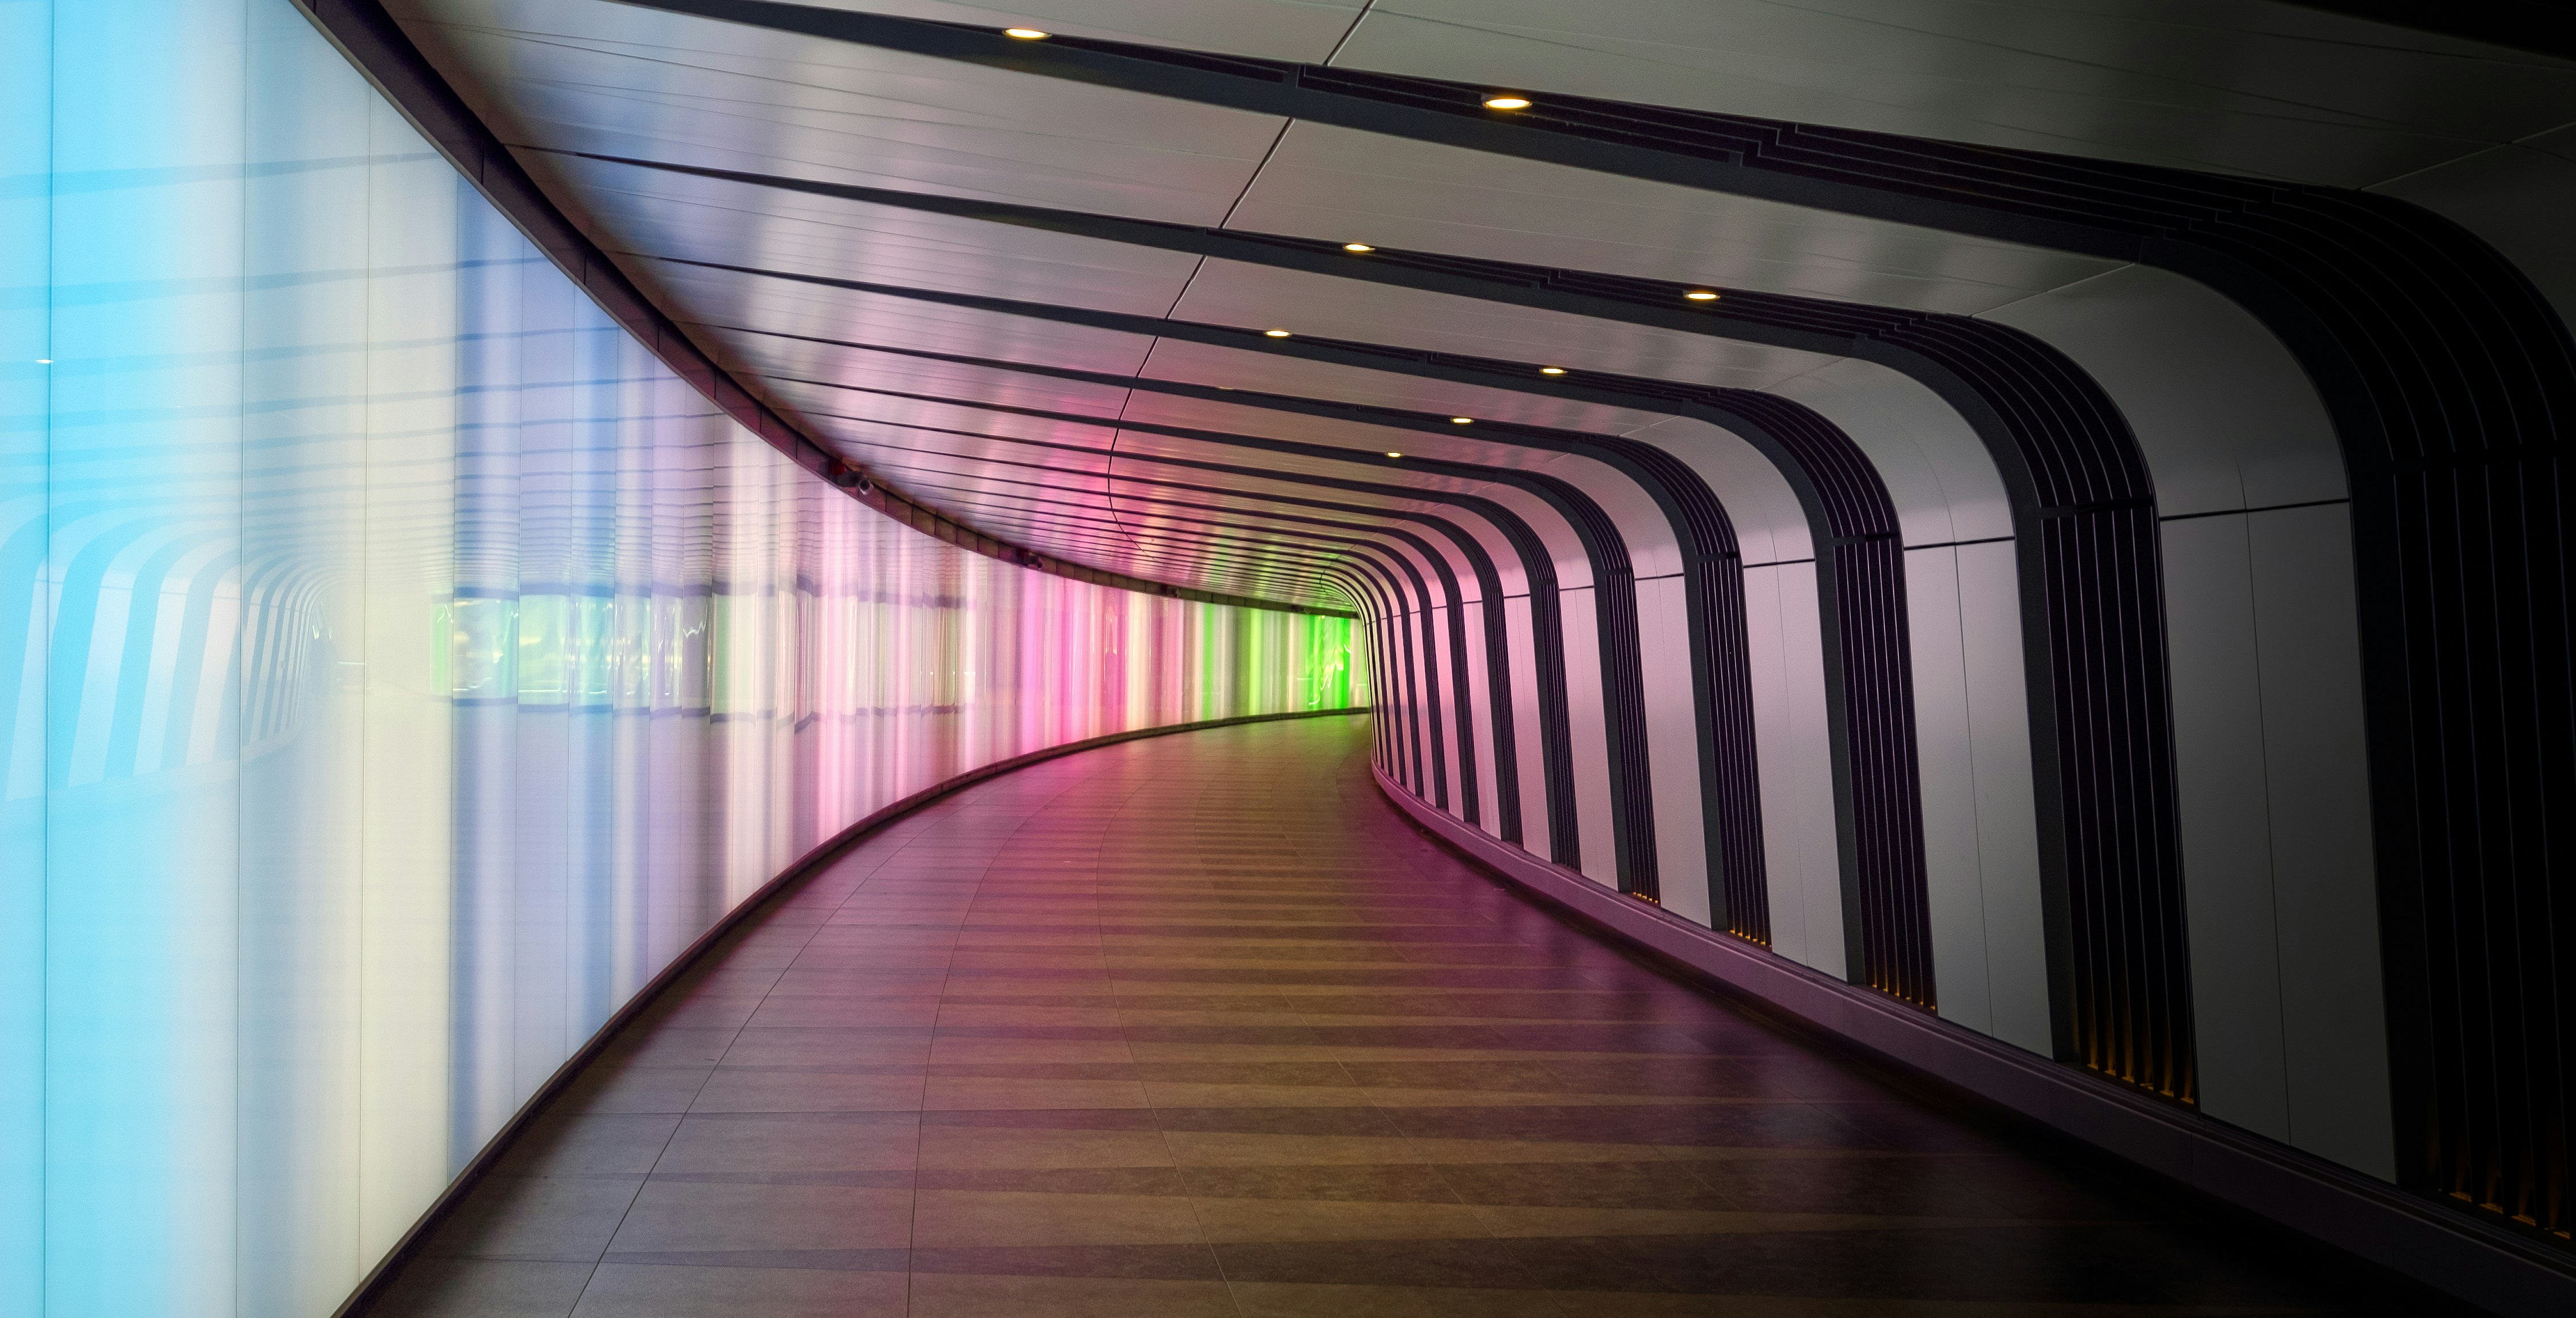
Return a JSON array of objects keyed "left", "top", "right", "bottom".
[{"left": 0, "top": 2, "right": 1361, "bottom": 1314}]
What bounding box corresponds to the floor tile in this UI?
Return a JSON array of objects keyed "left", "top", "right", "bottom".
[
  {"left": 372, "top": 1258, "right": 596, "bottom": 1318},
  {"left": 426, "top": 1177, "right": 646, "bottom": 1263},
  {"left": 604, "top": 1180, "right": 912, "bottom": 1253},
  {"left": 491, "top": 1113, "right": 682, "bottom": 1180},
  {"left": 650, "top": 1112, "right": 919, "bottom": 1173},
  {"left": 567, "top": 1262, "right": 905, "bottom": 1316},
  {"left": 916, "top": 1123, "right": 1178, "bottom": 1170},
  {"left": 912, "top": 1188, "right": 1207, "bottom": 1247},
  {"left": 907, "top": 1272, "right": 1238, "bottom": 1318},
  {"left": 1190, "top": 1194, "right": 1495, "bottom": 1242},
  {"left": 687, "top": 1068, "right": 926, "bottom": 1114}
]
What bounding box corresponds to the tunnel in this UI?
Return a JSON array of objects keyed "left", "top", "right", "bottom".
[{"left": 2, "top": 1, "right": 2571, "bottom": 1315}]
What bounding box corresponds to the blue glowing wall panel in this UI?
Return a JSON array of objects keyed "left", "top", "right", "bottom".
[{"left": 0, "top": 3, "right": 1362, "bottom": 1313}]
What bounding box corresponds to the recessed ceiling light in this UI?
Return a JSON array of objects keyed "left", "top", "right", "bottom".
[
  {"left": 1540, "top": 366, "right": 1565, "bottom": 375},
  {"left": 1482, "top": 94, "right": 1531, "bottom": 111},
  {"left": 1685, "top": 289, "right": 1720, "bottom": 301},
  {"left": 1342, "top": 242, "right": 1374, "bottom": 253},
  {"left": 34, "top": 358, "right": 53, "bottom": 365},
  {"left": 1450, "top": 416, "right": 1472, "bottom": 424},
  {"left": 1385, "top": 451, "right": 1404, "bottom": 459},
  {"left": 1004, "top": 27, "right": 1049, "bottom": 38}
]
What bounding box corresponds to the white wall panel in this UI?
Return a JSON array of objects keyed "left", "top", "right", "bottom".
[
  {"left": 2164, "top": 515, "right": 2293, "bottom": 1139},
  {"left": 1906, "top": 546, "right": 1992, "bottom": 1033},
  {"left": 2249, "top": 506, "right": 2395, "bottom": 1179},
  {"left": 1951, "top": 542, "right": 2053, "bottom": 1053},
  {"left": 1554, "top": 587, "right": 1618, "bottom": 887},
  {"left": 1502, "top": 595, "right": 1548, "bottom": 861},
  {"left": 1635, "top": 574, "right": 1710, "bottom": 926},
  {"left": 2163, "top": 506, "right": 2393, "bottom": 1175},
  {"left": 1742, "top": 563, "right": 1843, "bottom": 975},
  {"left": 1992, "top": 264, "right": 2392, "bottom": 1174},
  {"left": 1460, "top": 598, "right": 1499, "bottom": 840}
]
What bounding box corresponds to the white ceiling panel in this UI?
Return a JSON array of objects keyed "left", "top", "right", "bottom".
[
  {"left": 729, "top": 336, "right": 1141, "bottom": 416},
  {"left": 1226, "top": 124, "right": 2121, "bottom": 315},
  {"left": 1132, "top": 341, "right": 1698, "bottom": 436},
  {"left": 1335, "top": 0, "right": 2576, "bottom": 186},
  {"left": 402, "top": 0, "right": 1289, "bottom": 221},
  {"left": 551, "top": 159, "right": 1206, "bottom": 315},
  {"left": 650, "top": 265, "right": 1164, "bottom": 373}
]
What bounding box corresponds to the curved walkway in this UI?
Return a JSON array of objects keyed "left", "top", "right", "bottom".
[{"left": 377, "top": 713, "right": 2364, "bottom": 1317}]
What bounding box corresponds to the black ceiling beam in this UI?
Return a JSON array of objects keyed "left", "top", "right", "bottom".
[{"left": 2276, "top": 1, "right": 2576, "bottom": 60}]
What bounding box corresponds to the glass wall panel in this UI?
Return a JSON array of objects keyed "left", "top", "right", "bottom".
[{"left": 0, "top": 2, "right": 1363, "bottom": 1313}]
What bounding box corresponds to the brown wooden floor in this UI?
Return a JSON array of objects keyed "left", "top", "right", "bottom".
[{"left": 376, "top": 713, "right": 2366, "bottom": 1316}]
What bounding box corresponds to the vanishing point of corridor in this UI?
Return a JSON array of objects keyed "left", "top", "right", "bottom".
[{"left": 377, "top": 715, "right": 2365, "bottom": 1316}]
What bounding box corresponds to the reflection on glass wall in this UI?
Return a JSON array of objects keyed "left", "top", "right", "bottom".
[{"left": 0, "top": 2, "right": 1362, "bottom": 1313}]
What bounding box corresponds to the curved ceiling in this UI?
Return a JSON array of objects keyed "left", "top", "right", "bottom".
[{"left": 376, "top": 0, "right": 2576, "bottom": 614}]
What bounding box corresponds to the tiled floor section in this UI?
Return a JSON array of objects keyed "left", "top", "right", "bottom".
[{"left": 376, "top": 714, "right": 2368, "bottom": 1316}]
